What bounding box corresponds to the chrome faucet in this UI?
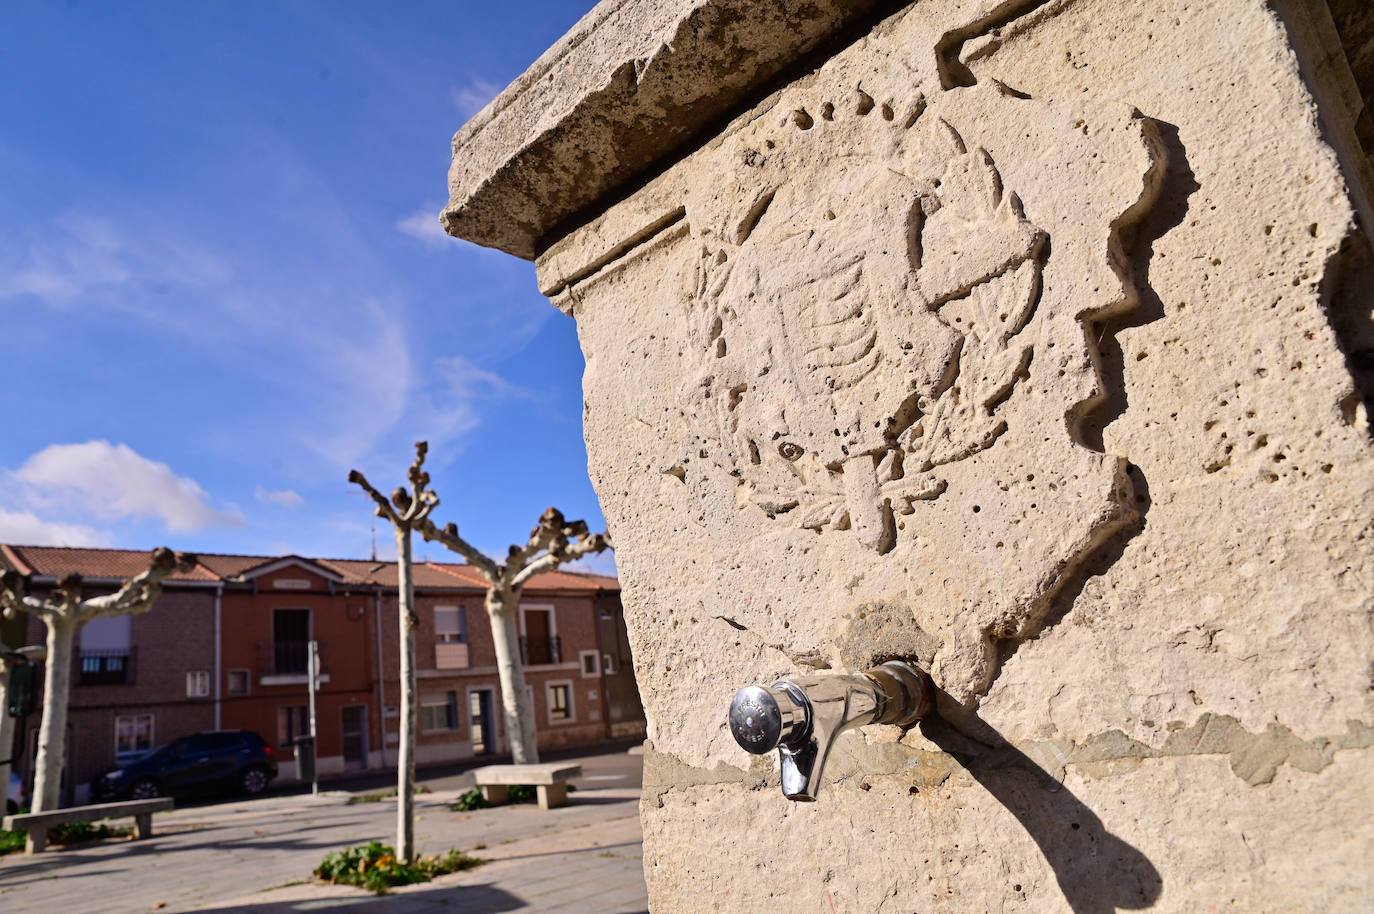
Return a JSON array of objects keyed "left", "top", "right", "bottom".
[{"left": 729, "top": 660, "right": 934, "bottom": 801}]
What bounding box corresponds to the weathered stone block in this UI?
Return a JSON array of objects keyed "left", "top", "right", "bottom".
[{"left": 445, "top": 0, "right": 1374, "bottom": 910}]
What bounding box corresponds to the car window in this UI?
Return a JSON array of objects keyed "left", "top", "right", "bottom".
[{"left": 202, "top": 733, "right": 244, "bottom": 751}]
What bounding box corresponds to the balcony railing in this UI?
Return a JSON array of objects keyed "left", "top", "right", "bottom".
[
  {"left": 77, "top": 648, "right": 135, "bottom": 686},
  {"left": 519, "top": 636, "right": 561, "bottom": 666},
  {"left": 255, "top": 639, "right": 330, "bottom": 683}
]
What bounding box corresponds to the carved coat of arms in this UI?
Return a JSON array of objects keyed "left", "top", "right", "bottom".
[{"left": 655, "top": 80, "right": 1163, "bottom": 703}]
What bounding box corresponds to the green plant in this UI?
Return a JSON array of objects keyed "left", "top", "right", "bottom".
[
  {"left": 0, "top": 819, "right": 133, "bottom": 856},
  {"left": 313, "top": 841, "right": 482, "bottom": 895},
  {"left": 450, "top": 788, "right": 490, "bottom": 812},
  {"left": 0, "top": 828, "right": 24, "bottom": 856},
  {"left": 504, "top": 782, "right": 577, "bottom": 804}
]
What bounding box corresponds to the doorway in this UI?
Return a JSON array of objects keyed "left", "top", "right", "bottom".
[
  {"left": 341, "top": 705, "right": 368, "bottom": 769},
  {"left": 468, "top": 689, "right": 495, "bottom": 755}
]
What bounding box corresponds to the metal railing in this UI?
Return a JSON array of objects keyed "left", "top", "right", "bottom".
[
  {"left": 519, "top": 635, "right": 561, "bottom": 666},
  {"left": 77, "top": 648, "right": 135, "bottom": 686}
]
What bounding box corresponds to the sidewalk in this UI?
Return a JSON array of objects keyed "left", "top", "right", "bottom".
[{"left": 0, "top": 750, "right": 647, "bottom": 913}]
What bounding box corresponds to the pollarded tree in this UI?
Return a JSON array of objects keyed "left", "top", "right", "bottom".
[
  {"left": 351, "top": 442, "right": 611, "bottom": 766},
  {"left": 348, "top": 444, "right": 437, "bottom": 864},
  {"left": 0, "top": 547, "right": 196, "bottom": 814},
  {"left": 416, "top": 505, "right": 610, "bottom": 763}
]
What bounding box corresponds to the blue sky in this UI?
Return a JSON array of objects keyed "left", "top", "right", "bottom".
[{"left": 0, "top": 0, "right": 614, "bottom": 570}]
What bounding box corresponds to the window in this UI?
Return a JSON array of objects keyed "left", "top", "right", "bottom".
[
  {"left": 186, "top": 670, "right": 210, "bottom": 698},
  {"left": 579, "top": 650, "right": 600, "bottom": 678},
  {"left": 273, "top": 609, "right": 310, "bottom": 674},
  {"left": 434, "top": 607, "right": 467, "bottom": 643},
  {"left": 420, "top": 692, "right": 459, "bottom": 732},
  {"left": 278, "top": 705, "right": 308, "bottom": 747},
  {"left": 602, "top": 653, "right": 618, "bottom": 675},
  {"left": 80, "top": 615, "right": 133, "bottom": 685},
  {"left": 546, "top": 682, "right": 573, "bottom": 723},
  {"left": 434, "top": 607, "right": 470, "bottom": 670},
  {"left": 115, "top": 713, "right": 154, "bottom": 761},
  {"left": 227, "top": 669, "right": 250, "bottom": 695}
]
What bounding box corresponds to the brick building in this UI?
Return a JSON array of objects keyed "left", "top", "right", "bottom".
[{"left": 0, "top": 545, "right": 643, "bottom": 804}]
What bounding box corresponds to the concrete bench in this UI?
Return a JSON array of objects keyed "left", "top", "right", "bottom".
[
  {"left": 2, "top": 797, "right": 174, "bottom": 853},
  {"left": 470, "top": 763, "right": 582, "bottom": 810}
]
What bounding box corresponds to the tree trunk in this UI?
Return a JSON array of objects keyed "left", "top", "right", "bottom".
[
  {"left": 395, "top": 527, "right": 417, "bottom": 863},
  {"left": 487, "top": 586, "right": 538, "bottom": 764},
  {"left": 32, "top": 617, "right": 74, "bottom": 813}
]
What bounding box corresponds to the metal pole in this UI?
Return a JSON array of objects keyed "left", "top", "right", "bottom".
[{"left": 307, "top": 639, "right": 319, "bottom": 796}]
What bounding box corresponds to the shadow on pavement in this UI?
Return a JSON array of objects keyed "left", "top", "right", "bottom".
[{"left": 192, "top": 881, "right": 528, "bottom": 913}]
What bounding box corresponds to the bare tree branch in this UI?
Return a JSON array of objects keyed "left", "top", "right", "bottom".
[
  {"left": 413, "top": 516, "right": 500, "bottom": 580},
  {"left": 348, "top": 468, "right": 401, "bottom": 524},
  {"left": 81, "top": 548, "right": 199, "bottom": 621},
  {"left": 0, "top": 571, "right": 53, "bottom": 619},
  {"left": 511, "top": 530, "right": 611, "bottom": 588}
]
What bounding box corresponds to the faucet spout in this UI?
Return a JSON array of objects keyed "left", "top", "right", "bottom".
[{"left": 729, "top": 660, "right": 934, "bottom": 801}]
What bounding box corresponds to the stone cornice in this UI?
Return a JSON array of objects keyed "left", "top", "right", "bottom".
[{"left": 442, "top": 0, "right": 891, "bottom": 259}]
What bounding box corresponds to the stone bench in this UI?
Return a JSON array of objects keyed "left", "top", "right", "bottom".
[
  {"left": 470, "top": 763, "right": 581, "bottom": 810},
  {"left": 2, "top": 797, "right": 174, "bottom": 853}
]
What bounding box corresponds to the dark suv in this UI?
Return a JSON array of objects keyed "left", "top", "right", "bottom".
[{"left": 90, "top": 730, "right": 278, "bottom": 802}]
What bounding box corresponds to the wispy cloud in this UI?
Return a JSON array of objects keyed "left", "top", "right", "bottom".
[
  {"left": 254, "top": 486, "right": 303, "bottom": 509},
  {"left": 395, "top": 207, "right": 451, "bottom": 247},
  {"left": 0, "top": 212, "right": 230, "bottom": 309},
  {"left": 451, "top": 77, "right": 501, "bottom": 120},
  {"left": 0, "top": 509, "right": 113, "bottom": 547},
  {"left": 11, "top": 441, "right": 242, "bottom": 533}
]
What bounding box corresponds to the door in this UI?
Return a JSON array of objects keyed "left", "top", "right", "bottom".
[
  {"left": 469, "top": 689, "right": 495, "bottom": 755},
  {"left": 522, "top": 608, "right": 554, "bottom": 664},
  {"left": 341, "top": 706, "right": 368, "bottom": 770}
]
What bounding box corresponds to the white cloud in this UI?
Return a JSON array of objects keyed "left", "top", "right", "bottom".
[
  {"left": 254, "top": 486, "right": 303, "bottom": 509},
  {"left": 566, "top": 548, "right": 617, "bottom": 578},
  {"left": 451, "top": 77, "right": 501, "bottom": 120},
  {"left": 0, "top": 510, "right": 113, "bottom": 547},
  {"left": 395, "top": 207, "right": 452, "bottom": 247},
  {"left": 0, "top": 213, "right": 230, "bottom": 308},
  {"left": 12, "top": 441, "right": 241, "bottom": 533},
  {"left": 439, "top": 354, "right": 532, "bottom": 401}
]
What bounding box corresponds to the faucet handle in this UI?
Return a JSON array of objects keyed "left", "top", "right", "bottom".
[
  {"left": 729, "top": 683, "right": 809, "bottom": 754},
  {"left": 728, "top": 660, "right": 934, "bottom": 800}
]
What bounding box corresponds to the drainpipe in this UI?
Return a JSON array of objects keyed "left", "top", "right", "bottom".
[
  {"left": 213, "top": 582, "right": 223, "bottom": 730},
  {"left": 373, "top": 587, "right": 387, "bottom": 768}
]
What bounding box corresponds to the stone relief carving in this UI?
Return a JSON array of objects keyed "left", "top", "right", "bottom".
[
  {"left": 683, "top": 105, "right": 1048, "bottom": 553},
  {"left": 659, "top": 77, "right": 1165, "bottom": 704}
]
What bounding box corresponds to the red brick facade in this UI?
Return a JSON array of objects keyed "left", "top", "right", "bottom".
[{"left": 1, "top": 546, "right": 643, "bottom": 802}]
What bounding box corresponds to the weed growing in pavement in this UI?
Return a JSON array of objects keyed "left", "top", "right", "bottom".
[
  {"left": 0, "top": 818, "right": 133, "bottom": 855},
  {"left": 313, "top": 841, "right": 482, "bottom": 894},
  {"left": 450, "top": 788, "right": 490, "bottom": 811}
]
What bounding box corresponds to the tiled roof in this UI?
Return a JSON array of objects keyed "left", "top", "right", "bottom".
[
  {"left": 0, "top": 545, "right": 618, "bottom": 592},
  {"left": 4, "top": 546, "right": 220, "bottom": 582}
]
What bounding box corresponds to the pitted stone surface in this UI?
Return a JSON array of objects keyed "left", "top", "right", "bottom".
[{"left": 445, "top": 0, "right": 1374, "bottom": 910}]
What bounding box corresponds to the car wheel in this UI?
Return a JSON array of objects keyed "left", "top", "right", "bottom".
[
  {"left": 240, "top": 767, "right": 268, "bottom": 796},
  {"left": 130, "top": 778, "right": 161, "bottom": 800}
]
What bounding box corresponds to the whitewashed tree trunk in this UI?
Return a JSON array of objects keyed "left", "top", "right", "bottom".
[
  {"left": 487, "top": 586, "right": 537, "bottom": 763},
  {"left": 31, "top": 617, "right": 75, "bottom": 813},
  {"left": 395, "top": 526, "right": 417, "bottom": 863}
]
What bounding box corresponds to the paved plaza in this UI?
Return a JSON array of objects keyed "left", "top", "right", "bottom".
[{"left": 0, "top": 748, "right": 647, "bottom": 913}]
